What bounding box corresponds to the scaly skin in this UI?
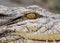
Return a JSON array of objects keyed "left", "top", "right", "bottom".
[{"left": 0, "top": 5, "right": 60, "bottom": 43}]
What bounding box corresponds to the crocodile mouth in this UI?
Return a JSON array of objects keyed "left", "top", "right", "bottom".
[{"left": 0, "top": 5, "right": 60, "bottom": 43}]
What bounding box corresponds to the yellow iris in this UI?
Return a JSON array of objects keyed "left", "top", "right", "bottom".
[{"left": 26, "top": 13, "right": 36, "bottom": 19}]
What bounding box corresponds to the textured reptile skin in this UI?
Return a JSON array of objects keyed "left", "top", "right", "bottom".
[{"left": 0, "top": 5, "right": 60, "bottom": 43}]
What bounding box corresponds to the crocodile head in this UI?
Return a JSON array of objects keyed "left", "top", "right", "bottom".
[{"left": 0, "top": 5, "right": 60, "bottom": 43}]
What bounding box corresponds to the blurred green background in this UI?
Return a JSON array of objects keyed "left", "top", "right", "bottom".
[{"left": 0, "top": 0, "right": 60, "bottom": 14}]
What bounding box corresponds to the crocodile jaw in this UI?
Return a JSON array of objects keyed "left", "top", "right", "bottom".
[{"left": 0, "top": 5, "right": 60, "bottom": 43}]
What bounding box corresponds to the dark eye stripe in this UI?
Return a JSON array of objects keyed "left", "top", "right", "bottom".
[
  {"left": 0, "top": 13, "right": 9, "bottom": 17},
  {"left": 12, "top": 16, "right": 22, "bottom": 21},
  {"left": 5, "top": 12, "right": 43, "bottom": 25},
  {"left": 5, "top": 16, "right": 23, "bottom": 25}
]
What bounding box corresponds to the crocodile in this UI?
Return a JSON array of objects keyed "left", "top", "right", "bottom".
[{"left": 0, "top": 5, "right": 60, "bottom": 43}]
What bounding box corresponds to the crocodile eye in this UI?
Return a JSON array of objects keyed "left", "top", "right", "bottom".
[
  {"left": 26, "top": 12, "right": 36, "bottom": 19},
  {"left": 25, "top": 12, "right": 43, "bottom": 19}
]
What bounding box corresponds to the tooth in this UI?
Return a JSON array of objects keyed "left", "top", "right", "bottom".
[
  {"left": 26, "top": 40, "right": 34, "bottom": 43},
  {"left": 52, "top": 40, "right": 56, "bottom": 43},
  {"left": 46, "top": 40, "right": 49, "bottom": 43},
  {"left": 58, "top": 41, "right": 60, "bottom": 43}
]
